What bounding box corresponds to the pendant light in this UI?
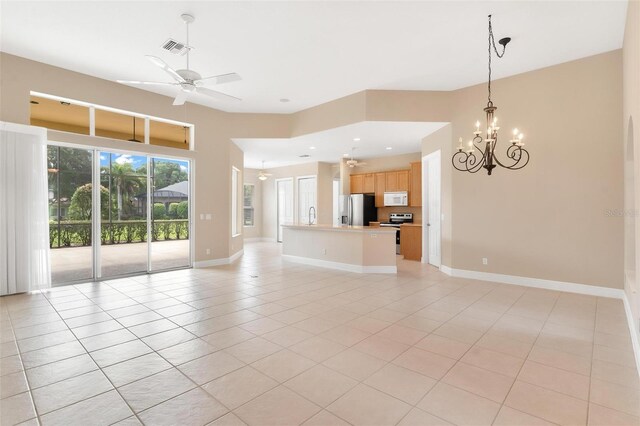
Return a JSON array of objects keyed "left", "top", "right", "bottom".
[{"left": 452, "top": 15, "right": 530, "bottom": 175}]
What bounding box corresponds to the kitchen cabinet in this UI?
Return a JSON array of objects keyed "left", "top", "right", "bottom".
[
  {"left": 350, "top": 174, "right": 363, "bottom": 194},
  {"left": 385, "top": 170, "right": 409, "bottom": 192},
  {"left": 385, "top": 172, "right": 398, "bottom": 192},
  {"left": 397, "top": 170, "right": 409, "bottom": 191},
  {"left": 400, "top": 224, "right": 422, "bottom": 261},
  {"left": 363, "top": 173, "right": 375, "bottom": 193},
  {"left": 410, "top": 162, "right": 422, "bottom": 207},
  {"left": 375, "top": 173, "right": 386, "bottom": 207},
  {"left": 350, "top": 173, "right": 374, "bottom": 194}
]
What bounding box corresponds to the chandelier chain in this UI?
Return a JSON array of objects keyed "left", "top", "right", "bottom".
[{"left": 487, "top": 15, "right": 507, "bottom": 104}]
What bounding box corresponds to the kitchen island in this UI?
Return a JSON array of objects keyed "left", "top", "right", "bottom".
[{"left": 281, "top": 224, "right": 397, "bottom": 273}]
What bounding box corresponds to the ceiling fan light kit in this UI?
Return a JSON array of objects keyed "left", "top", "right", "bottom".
[
  {"left": 452, "top": 15, "right": 530, "bottom": 175},
  {"left": 346, "top": 147, "right": 367, "bottom": 168},
  {"left": 117, "top": 13, "right": 242, "bottom": 106},
  {"left": 258, "top": 161, "right": 272, "bottom": 180}
]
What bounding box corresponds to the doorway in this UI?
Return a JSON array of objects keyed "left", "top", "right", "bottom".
[
  {"left": 276, "top": 178, "right": 293, "bottom": 243},
  {"left": 422, "top": 150, "right": 441, "bottom": 267}
]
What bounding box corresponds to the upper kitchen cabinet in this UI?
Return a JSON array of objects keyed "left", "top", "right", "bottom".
[
  {"left": 350, "top": 174, "right": 364, "bottom": 194},
  {"left": 350, "top": 173, "right": 375, "bottom": 194},
  {"left": 375, "top": 173, "right": 386, "bottom": 207},
  {"left": 385, "top": 171, "right": 398, "bottom": 191},
  {"left": 386, "top": 170, "right": 409, "bottom": 192},
  {"left": 363, "top": 173, "right": 375, "bottom": 193},
  {"left": 410, "top": 162, "right": 422, "bottom": 206}
]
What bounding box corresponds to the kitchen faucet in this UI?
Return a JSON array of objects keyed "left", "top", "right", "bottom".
[{"left": 308, "top": 206, "right": 316, "bottom": 225}]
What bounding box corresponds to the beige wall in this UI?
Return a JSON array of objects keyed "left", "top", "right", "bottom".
[
  {"left": 348, "top": 152, "right": 421, "bottom": 174},
  {"left": 448, "top": 50, "right": 623, "bottom": 288},
  {"left": 623, "top": 1, "right": 640, "bottom": 337},
  {"left": 317, "top": 162, "right": 334, "bottom": 226},
  {"left": 243, "top": 169, "right": 264, "bottom": 240},
  {"left": 1, "top": 47, "right": 626, "bottom": 291}
]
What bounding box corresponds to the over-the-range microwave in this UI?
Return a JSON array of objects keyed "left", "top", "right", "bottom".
[{"left": 384, "top": 191, "right": 408, "bottom": 206}]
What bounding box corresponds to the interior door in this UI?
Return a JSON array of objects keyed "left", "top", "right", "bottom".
[
  {"left": 424, "top": 151, "right": 442, "bottom": 267},
  {"left": 297, "top": 176, "right": 317, "bottom": 225},
  {"left": 276, "top": 178, "right": 293, "bottom": 243}
]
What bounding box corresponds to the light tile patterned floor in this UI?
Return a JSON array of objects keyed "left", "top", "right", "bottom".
[{"left": 1, "top": 242, "right": 639, "bottom": 426}]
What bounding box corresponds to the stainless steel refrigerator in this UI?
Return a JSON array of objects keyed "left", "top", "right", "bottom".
[{"left": 339, "top": 194, "right": 377, "bottom": 226}]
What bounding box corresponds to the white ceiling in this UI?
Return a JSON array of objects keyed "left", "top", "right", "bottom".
[
  {"left": 1, "top": 1, "right": 627, "bottom": 114},
  {"left": 234, "top": 121, "right": 448, "bottom": 169}
]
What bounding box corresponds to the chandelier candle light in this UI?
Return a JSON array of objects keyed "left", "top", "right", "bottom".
[{"left": 452, "top": 15, "right": 530, "bottom": 175}]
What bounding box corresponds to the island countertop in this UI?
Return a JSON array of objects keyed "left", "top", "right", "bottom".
[
  {"left": 281, "top": 223, "right": 397, "bottom": 273},
  {"left": 281, "top": 223, "right": 397, "bottom": 233}
]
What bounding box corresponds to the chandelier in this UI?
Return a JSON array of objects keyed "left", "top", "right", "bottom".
[{"left": 452, "top": 15, "right": 529, "bottom": 175}]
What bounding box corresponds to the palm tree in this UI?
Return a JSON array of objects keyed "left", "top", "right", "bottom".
[{"left": 110, "top": 163, "right": 142, "bottom": 220}]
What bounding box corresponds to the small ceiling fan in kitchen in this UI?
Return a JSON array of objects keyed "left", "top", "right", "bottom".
[
  {"left": 257, "top": 161, "right": 272, "bottom": 181},
  {"left": 117, "top": 14, "right": 242, "bottom": 106},
  {"left": 345, "top": 147, "right": 367, "bottom": 168}
]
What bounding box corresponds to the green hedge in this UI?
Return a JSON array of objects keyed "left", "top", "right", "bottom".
[{"left": 49, "top": 220, "right": 189, "bottom": 248}]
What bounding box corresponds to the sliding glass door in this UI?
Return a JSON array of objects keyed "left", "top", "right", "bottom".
[
  {"left": 100, "top": 152, "right": 149, "bottom": 278},
  {"left": 48, "top": 145, "right": 191, "bottom": 285},
  {"left": 48, "top": 146, "right": 94, "bottom": 284},
  {"left": 150, "top": 157, "right": 190, "bottom": 271}
]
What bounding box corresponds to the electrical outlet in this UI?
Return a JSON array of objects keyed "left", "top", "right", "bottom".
[
  {"left": 206, "top": 248, "right": 210, "bottom": 255},
  {"left": 200, "top": 213, "right": 204, "bottom": 220},
  {"left": 482, "top": 258, "right": 488, "bottom": 265},
  {"left": 371, "top": 233, "right": 377, "bottom": 238},
  {"left": 322, "top": 248, "right": 327, "bottom": 255}
]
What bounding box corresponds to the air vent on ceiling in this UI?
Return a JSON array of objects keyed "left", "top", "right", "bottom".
[
  {"left": 299, "top": 154, "right": 310, "bottom": 158},
  {"left": 162, "top": 38, "right": 189, "bottom": 55}
]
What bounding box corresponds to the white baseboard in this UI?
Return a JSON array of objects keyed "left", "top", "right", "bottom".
[
  {"left": 440, "top": 264, "right": 640, "bottom": 378},
  {"left": 440, "top": 265, "right": 453, "bottom": 276},
  {"left": 440, "top": 265, "right": 624, "bottom": 299},
  {"left": 622, "top": 293, "right": 640, "bottom": 378},
  {"left": 282, "top": 254, "right": 397, "bottom": 274},
  {"left": 244, "top": 237, "right": 276, "bottom": 243},
  {"left": 194, "top": 249, "right": 244, "bottom": 268}
]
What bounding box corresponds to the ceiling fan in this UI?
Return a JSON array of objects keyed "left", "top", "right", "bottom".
[
  {"left": 117, "top": 14, "right": 241, "bottom": 106},
  {"left": 258, "top": 161, "right": 273, "bottom": 181},
  {"left": 346, "top": 147, "right": 367, "bottom": 168}
]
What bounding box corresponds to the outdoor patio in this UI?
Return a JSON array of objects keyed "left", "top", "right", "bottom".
[{"left": 50, "top": 239, "right": 190, "bottom": 285}]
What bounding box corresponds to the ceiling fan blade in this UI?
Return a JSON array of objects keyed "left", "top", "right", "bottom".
[
  {"left": 172, "top": 90, "right": 189, "bottom": 106},
  {"left": 197, "top": 73, "right": 242, "bottom": 85},
  {"left": 117, "top": 80, "right": 177, "bottom": 87},
  {"left": 146, "top": 55, "right": 185, "bottom": 83},
  {"left": 196, "top": 86, "right": 241, "bottom": 102}
]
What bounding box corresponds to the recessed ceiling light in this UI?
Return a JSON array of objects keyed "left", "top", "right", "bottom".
[
  {"left": 386, "top": 147, "right": 393, "bottom": 150},
  {"left": 343, "top": 153, "right": 349, "bottom": 157},
  {"left": 280, "top": 98, "right": 290, "bottom": 103},
  {"left": 353, "top": 137, "right": 360, "bottom": 142},
  {"left": 309, "top": 146, "right": 316, "bottom": 150}
]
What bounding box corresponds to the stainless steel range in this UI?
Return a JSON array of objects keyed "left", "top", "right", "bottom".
[{"left": 379, "top": 213, "right": 413, "bottom": 254}]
